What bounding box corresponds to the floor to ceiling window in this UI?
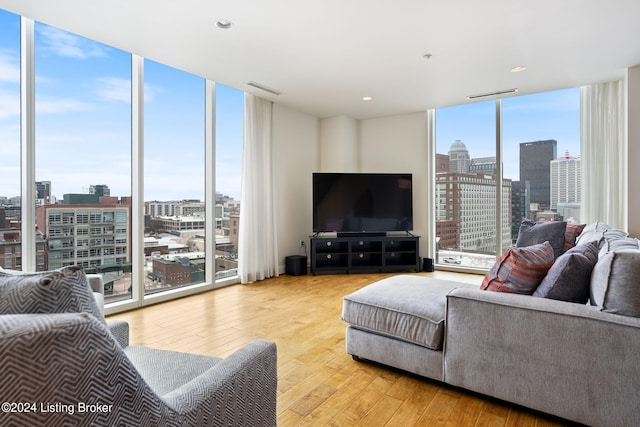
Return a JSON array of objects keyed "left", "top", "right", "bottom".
[
  {"left": 214, "top": 83, "right": 243, "bottom": 281},
  {"left": 5, "top": 9, "right": 244, "bottom": 312},
  {"left": 34, "top": 22, "right": 133, "bottom": 297},
  {"left": 435, "top": 100, "right": 500, "bottom": 269},
  {"left": 143, "top": 59, "right": 206, "bottom": 295},
  {"left": 435, "top": 88, "right": 580, "bottom": 271},
  {"left": 0, "top": 10, "right": 21, "bottom": 270},
  {"left": 503, "top": 87, "right": 581, "bottom": 237}
]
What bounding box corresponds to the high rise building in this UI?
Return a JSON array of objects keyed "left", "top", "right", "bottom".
[
  {"left": 448, "top": 140, "right": 471, "bottom": 173},
  {"left": 146, "top": 201, "right": 178, "bottom": 217},
  {"left": 550, "top": 151, "right": 581, "bottom": 211},
  {"left": 89, "top": 184, "right": 111, "bottom": 197},
  {"left": 519, "top": 139, "right": 557, "bottom": 211},
  {"left": 176, "top": 200, "right": 205, "bottom": 217},
  {"left": 35, "top": 180, "right": 52, "bottom": 205},
  {"left": 146, "top": 200, "right": 206, "bottom": 218},
  {"left": 511, "top": 181, "right": 531, "bottom": 242},
  {"left": 63, "top": 193, "right": 100, "bottom": 204},
  {"left": 0, "top": 228, "right": 47, "bottom": 271},
  {"left": 36, "top": 198, "right": 131, "bottom": 270},
  {"left": 469, "top": 157, "right": 497, "bottom": 174},
  {"left": 435, "top": 172, "right": 512, "bottom": 255},
  {"left": 435, "top": 153, "right": 450, "bottom": 174}
]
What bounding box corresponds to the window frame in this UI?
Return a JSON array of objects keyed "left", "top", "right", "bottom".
[{"left": 14, "top": 17, "right": 239, "bottom": 315}]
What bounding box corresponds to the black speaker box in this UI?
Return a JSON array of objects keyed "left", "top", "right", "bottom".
[
  {"left": 422, "top": 257, "right": 435, "bottom": 272},
  {"left": 286, "top": 255, "right": 307, "bottom": 276}
]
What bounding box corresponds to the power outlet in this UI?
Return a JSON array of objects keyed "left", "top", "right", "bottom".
[{"left": 300, "top": 240, "right": 305, "bottom": 247}]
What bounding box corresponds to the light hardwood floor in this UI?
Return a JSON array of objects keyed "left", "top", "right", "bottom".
[{"left": 108, "top": 271, "right": 576, "bottom": 426}]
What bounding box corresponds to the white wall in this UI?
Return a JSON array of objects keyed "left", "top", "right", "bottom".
[
  {"left": 272, "top": 104, "right": 319, "bottom": 270},
  {"left": 359, "top": 112, "right": 430, "bottom": 257},
  {"left": 271, "top": 108, "right": 430, "bottom": 271},
  {"left": 319, "top": 115, "right": 359, "bottom": 171},
  {"left": 628, "top": 64, "right": 640, "bottom": 237}
]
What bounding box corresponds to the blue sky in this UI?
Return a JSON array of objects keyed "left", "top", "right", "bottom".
[
  {"left": 436, "top": 87, "right": 581, "bottom": 180},
  {"left": 0, "top": 9, "right": 244, "bottom": 202},
  {"left": 0, "top": 9, "right": 20, "bottom": 200}
]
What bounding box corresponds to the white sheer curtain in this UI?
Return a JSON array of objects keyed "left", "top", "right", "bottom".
[
  {"left": 238, "top": 94, "right": 279, "bottom": 283},
  {"left": 580, "top": 80, "right": 627, "bottom": 229}
]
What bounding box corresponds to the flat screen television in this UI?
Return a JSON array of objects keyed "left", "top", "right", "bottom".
[{"left": 312, "top": 172, "right": 413, "bottom": 235}]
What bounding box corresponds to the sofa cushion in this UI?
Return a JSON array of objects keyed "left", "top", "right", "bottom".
[
  {"left": 0, "top": 265, "right": 105, "bottom": 324},
  {"left": 590, "top": 249, "right": 640, "bottom": 317},
  {"left": 575, "top": 221, "right": 628, "bottom": 248},
  {"left": 481, "top": 241, "right": 555, "bottom": 295},
  {"left": 516, "top": 220, "right": 567, "bottom": 258},
  {"left": 342, "top": 275, "right": 475, "bottom": 350},
  {"left": 124, "top": 346, "right": 221, "bottom": 395},
  {"left": 533, "top": 241, "right": 599, "bottom": 303},
  {"left": 598, "top": 236, "right": 640, "bottom": 258}
]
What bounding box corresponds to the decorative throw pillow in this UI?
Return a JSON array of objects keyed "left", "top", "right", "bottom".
[
  {"left": 533, "top": 241, "right": 599, "bottom": 303},
  {"left": 516, "top": 220, "right": 567, "bottom": 258},
  {"left": 0, "top": 265, "right": 105, "bottom": 324},
  {"left": 590, "top": 249, "right": 640, "bottom": 317},
  {"left": 564, "top": 223, "right": 586, "bottom": 251},
  {"left": 481, "top": 241, "right": 555, "bottom": 295}
]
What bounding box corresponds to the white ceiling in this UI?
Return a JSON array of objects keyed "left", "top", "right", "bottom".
[{"left": 2, "top": 0, "right": 640, "bottom": 120}]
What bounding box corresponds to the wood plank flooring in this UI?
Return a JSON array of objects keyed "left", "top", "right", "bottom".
[{"left": 108, "top": 271, "right": 577, "bottom": 426}]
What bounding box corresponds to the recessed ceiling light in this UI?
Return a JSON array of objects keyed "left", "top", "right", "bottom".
[
  {"left": 216, "top": 19, "right": 233, "bottom": 29},
  {"left": 423, "top": 53, "right": 433, "bottom": 60},
  {"left": 362, "top": 96, "right": 373, "bottom": 101},
  {"left": 511, "top": 66, "right": 526, "bottom": 73}
]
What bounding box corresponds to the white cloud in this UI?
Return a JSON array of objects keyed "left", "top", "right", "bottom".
[
  {"left": 94, "top": 77, "right": 131, "bottom": 102},
  {"left": 0, "top": 88, "right": 19, "bottom": 120},
  {"left": 0, "top": 50, "right": 20, "bottom": 83},
  {"left": 93, "top": 77, "right": 164, "bottom": 103},
  {"left": 144, "top": 83, "right": 164, "bottom": 103},
  {"left": 37, "top": 25, "right": 108, "bottom": 59},
  {"left": 36, "top": 97, "right": 94, "bottom": 114}
]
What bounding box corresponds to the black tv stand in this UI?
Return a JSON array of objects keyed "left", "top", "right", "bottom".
[
  {"left": 336, "top": 231, "right": 387, "bottom": 238},
  {"left": 310, "top": 234, "right": 420, "bottom": 275}
]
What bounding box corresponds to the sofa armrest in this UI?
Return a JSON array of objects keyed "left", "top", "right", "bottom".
[
  {"left": 87, "top": 273, "right": 104, "bottom": 294},
  {"left": 444, "top": 287, "right": 640, "bottom": 427},
  {"left": 87, "top": 274, "right": 105, "bottom": 316},
  {"left": 162, "top": 340, "right": 278, "bottom": 426}
]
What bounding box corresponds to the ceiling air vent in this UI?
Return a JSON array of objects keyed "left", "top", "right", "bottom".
[
  {"left": 247, "top": 81, "right": 282, "bottom": 95},
  {"left": 466, "top": 88, "right": 518, "bottom": 100}
]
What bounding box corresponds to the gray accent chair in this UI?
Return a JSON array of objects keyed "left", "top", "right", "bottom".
[{"left": 0, "top": 267, "right": 278, "bottom": 427}]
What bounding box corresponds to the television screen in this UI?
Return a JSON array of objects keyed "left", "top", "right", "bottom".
[{"left": 313, "top": 173, "right": 413, "bottom": 233}]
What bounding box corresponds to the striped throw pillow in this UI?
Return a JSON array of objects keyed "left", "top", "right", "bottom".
[{"left": 481, "top": 241, "right": 555, "bottom": 294}]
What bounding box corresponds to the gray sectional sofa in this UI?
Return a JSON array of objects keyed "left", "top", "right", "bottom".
[{"left": 342, "top": 222, "right": 640, "bottom": 427}]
